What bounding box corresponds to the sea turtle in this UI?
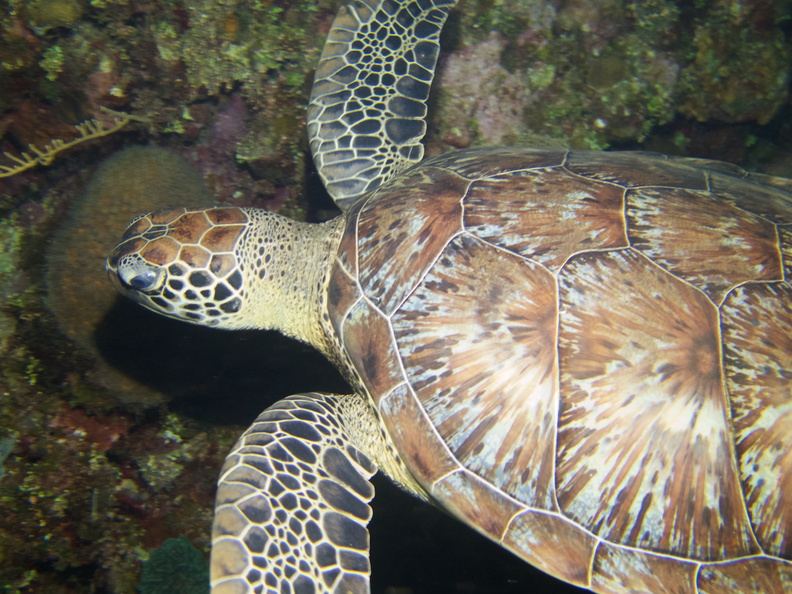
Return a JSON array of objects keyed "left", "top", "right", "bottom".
[{"left": 106, "top": 0, "right": 792, "bottom": 592}]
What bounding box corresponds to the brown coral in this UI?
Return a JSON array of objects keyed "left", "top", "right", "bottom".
[{"left": 46, "top": 145, "right": 214, "bottom": 406}]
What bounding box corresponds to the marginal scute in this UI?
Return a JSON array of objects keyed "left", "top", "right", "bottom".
[
  {"left": 565, "top": 150, "right": 709, "bottom": 189},
  {"left": 782, "top": 226, "right": 792, "bottom": 280},
  {"left": 501, "top": 510, "right": 598, "bottom": 588},
  {"left": 697, "top": 556, "right": 792, "bottom": 593},
  {"left": 336, "top": 198, "right": 364, "bottom": 277},
  {"left": 556, "top": 248, "right": 757, "bottom": 560},
  {"left": 379, "top": 383, "right": 459, "bottom": 487},
  {"left": 341, "top": 299, "right": 403, "bottom": 404},
  {"left": 326, "top": 265, "right": 361, "bottom": 339},
  {"left": 721, "top": 282, "right": 792, "bottom": 558},
  {"left": 591, "top": 542, "right": 698, "bottom": 593},
  {"left": 420, "top": 146, "right": 567, "bottom": 179},
  {"left": 431, "top": 469, "right": 526, "bottom": 541},
  {"left": 710, "top": 171, "right": 792, "bottom": 225}
]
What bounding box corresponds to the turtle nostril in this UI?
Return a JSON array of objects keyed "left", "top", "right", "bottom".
[{"left": 129, "top": 270, "right": 159, "bottom": 291}]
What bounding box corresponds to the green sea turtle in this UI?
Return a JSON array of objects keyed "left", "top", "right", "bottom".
[{"left": 107, "top": 0, "right": 792, "bottom": 592}]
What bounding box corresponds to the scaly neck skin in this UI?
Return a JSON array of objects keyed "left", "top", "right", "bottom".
[{"left": 234, "top": 210, "right": 344, "bottom": 355}]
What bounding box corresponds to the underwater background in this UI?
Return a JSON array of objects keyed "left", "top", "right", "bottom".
[{"left": 0, "top": 0, "right": 790, "bottom": 591}]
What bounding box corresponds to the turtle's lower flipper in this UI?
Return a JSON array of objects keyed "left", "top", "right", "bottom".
[{"left": 211, "top": 393, "right": 378, "bottom": 594}]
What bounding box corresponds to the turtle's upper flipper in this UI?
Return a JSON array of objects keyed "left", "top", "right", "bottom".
[
  {"left": 211, "top": 393, "right": 378, "bottom": 594},
  {"left": 308, "top": 0, "right": 457, "bottom": 209}
]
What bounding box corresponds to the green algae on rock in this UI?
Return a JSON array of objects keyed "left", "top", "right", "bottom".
[{"left": 46, "top": 146, "right": 214, "bottom": 406}]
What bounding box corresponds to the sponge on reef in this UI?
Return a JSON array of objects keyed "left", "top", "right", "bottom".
[{"left": 138, "top": 536, "right": 209, "bottom": 594}]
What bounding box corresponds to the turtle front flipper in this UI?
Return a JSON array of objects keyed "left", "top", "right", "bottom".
[
  {"left": 307, "top": 0, "right": 457, "bottom": 209},
  {"left": 211, "top": 392, "right": 378, "bottom": 594}
]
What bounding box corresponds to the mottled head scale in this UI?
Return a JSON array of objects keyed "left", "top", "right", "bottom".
[
  {"left": 108, "top": 207, "right": 249, "bottom": 327},
  {"left": 106, "top": 1, "right": 792, "bottom": 593}
]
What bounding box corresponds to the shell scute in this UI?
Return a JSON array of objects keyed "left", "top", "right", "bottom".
[
  {"left": 710, "top": 172, "right": 792, "bottom": 225},
  {"left": 782, "top": 226, "right": 792, "bottom": 280},
  {"left": 464, "top": 167, "right": 627, "bottom": 271},
  {"left": 326, "top": 265, "right": 361, "bottom": 340},
  {"left": 627, "top": 186, "right": 783, "bottom": 303},
  {"left": 432, "top": 469, "right": 526, "bottom": 541},
  {"left": 392, "top": 233, "right": 558, "bottom": 509},
  {"left": 722, "top": 282, "right": 792, "bottom": 558},
  {"left": 378, "top": 383, "right": 460, "bottom": 486},
  {"left": 335, "top": 197, "right": 364, "bottom": 278},
  {"left": 357, "top": 166, "right": 466, "bottom": 314},
  {"left": 337, "top": 148, "right": 792, "bottom": 580},
  {"left": 557, "top": 248, "right": 756, "bottom": 560}
]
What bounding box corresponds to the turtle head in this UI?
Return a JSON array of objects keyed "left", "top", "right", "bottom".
[{"left": 106, "top": 207, "right": 250, "bottom": 328}]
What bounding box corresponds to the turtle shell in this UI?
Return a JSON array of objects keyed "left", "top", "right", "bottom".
[{"left": 324, "top": 147, "right": 792, "bottom": 591}]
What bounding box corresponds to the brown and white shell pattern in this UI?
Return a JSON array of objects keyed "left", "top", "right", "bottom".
[{"left": 325, "top": 147, "right": 792, "bottom": 592}]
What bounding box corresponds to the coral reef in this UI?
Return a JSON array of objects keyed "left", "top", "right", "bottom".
[
  {"left": 0, "top": 0, "right": 788, "bottom": 591},
  {"left": 0, "top": 378, "right": 237, "bottom": 592},
  {"left": 432, "top": 0, "right": 791, "bottom": 152},
  {"left": 677, "top": 0, "right": 789, "bottom": 124}
]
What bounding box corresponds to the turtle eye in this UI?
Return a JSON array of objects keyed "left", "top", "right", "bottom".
[
  {"left": 129, "top": 269, "right": 159, "bottom": 291},
  {"left": 116, "top": 257, "right": 163, "bottom": 293}
]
